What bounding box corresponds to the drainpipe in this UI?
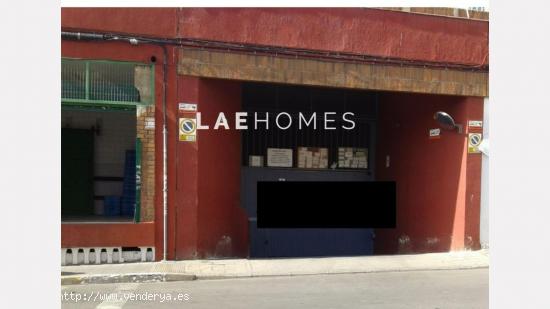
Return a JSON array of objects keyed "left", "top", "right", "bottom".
[
  {"left": 160, "top": 45, "right": 168, "bottom": 261},
  {"left": 62, "top": 31, "right": 170, "bottom": 261}
]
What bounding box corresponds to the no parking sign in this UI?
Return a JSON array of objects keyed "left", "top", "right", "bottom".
[
  {"left": 468, "top": 133, "right": 482, "bottom": 154},
  {"left": 179, "top": 117, "right": 197, "bottom": 142}
]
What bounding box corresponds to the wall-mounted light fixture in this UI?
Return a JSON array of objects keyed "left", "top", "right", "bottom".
[{"left": 433, "top": 111, "right": 463, "bottom": 133}]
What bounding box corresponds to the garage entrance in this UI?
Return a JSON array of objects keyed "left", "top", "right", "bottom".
[{"left": 240, "top": 82, "right": 378, "bottom": 258}]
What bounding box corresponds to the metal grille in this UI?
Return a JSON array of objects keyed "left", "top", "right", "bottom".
[
  {"left": 61, "top": 60, "right": 86, "bottom": 100},
  {"left": 89, "top": 61, "right": 140, "bottom": 102},
  {"left": 62, "top": 58, "right": 154, "bottom": 106},
  {"left": 241, "top": 83, "right": 377, "bottom": 169}
]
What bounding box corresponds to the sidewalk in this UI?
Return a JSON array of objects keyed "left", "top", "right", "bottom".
[{"left": 61, "top": 249, "right": 489, "bottom": 285}]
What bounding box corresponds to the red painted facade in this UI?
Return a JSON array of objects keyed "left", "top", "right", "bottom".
[
  {"left": 375, "top": 93, "right": 483, "bottom": 253},
  {"left": 177, "top": 8, "right": 488, "bottom": 66},
  {"left": 61, "top": 8, "right": 487, "bottom": 260},
  {"left": 62, "top": 8, "right": 179, "bottom": 38},
  {"left": 62, "top": 223, "right": 155, "bottom": 248},
  {"left": 175, "top": 78, "right": 248, "bottom": 258},
  {"left": 62, "top": 8, "right": 488, "bottom": 66}
]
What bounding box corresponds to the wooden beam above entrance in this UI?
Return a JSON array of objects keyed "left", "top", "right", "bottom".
[{"left": 177, "top": 48, "right": 488, "bottom": 97}]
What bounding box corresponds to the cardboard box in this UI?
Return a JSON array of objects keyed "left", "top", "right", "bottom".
[
  {"left": 338, "top": 147, "right": 368, "bottom": 169},
  {"left": 297, "top": 147, "right": 328, "bottom": 169},
  {"left": 249, "top": 155, "right": 264, "bottom": 167}
]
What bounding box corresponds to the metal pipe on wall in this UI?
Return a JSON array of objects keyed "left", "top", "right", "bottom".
[
  {"left": 160, "top": 45, "right": 168, "bottom": 261},
  {"left": 62, "top": 31, "right": 488, "bottom": 72}
]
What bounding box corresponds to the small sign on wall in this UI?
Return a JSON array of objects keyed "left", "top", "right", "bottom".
[
  {"left": 267, "top": 148, "right": 293, "bottom": 167},
  {"left": 179, "top": 117, "right": 197, "bottom": 142},
  {"left": 468, "top": 120, "right": 483, "bottom": 128},
  {"left": 179, "top": 103, "right": 197, "bottom": 112},
  {"left": 468, "top": 120, "right": 483, "bottom": 134},
  {"left": 429, "top": 128, "right": 441, "bottom": 139},
  {"left": 468, "top": 133, "right": 482, "bottom": 153}
]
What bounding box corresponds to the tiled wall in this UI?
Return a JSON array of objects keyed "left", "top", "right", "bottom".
[{"left": 136, "top": 105, "right": 156, "bottom": 222}]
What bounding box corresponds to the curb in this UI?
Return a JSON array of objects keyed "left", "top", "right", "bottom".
[
  {"left": 61, "top": 251, "right": 489, "bottom": 285},
  {"left": 195, "top": 265, "right": 490, "bottom": 280},
  {"left": 61, "top": 273, "right": 197, "bottom": 286},
  {"left": 61, "top": 265, "right": 489, "bottom": 285}
]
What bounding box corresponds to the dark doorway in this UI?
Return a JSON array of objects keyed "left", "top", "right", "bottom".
[{"left": 62, "top": 128, "right": 94, "bottom": 216}]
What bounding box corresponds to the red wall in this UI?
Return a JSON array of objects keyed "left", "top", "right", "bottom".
[
  {"left": 62, "top": 8, "right": 488, "bottom": 67},
  {"left": 178, "top": 8, "right": 488, "bottom": 66},
  {"left": 174, "top": 77, "right": 200, "bottom": 259},
  {"left": 197, "top": 79, "right": 248, "bottom": 257},
  {"left": 62, "top": 8, "right": 179, "bottom": 38},
  {"left": 175, "top": 78, "right": 248, "bottom": 259},
  {"left": 375, "top": 93, "right": 483, "bottom": 254},
  {"left": 62, "top": 223, "right": 155, "bottom": 247}
]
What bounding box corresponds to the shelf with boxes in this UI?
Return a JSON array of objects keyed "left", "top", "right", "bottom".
[
  {"left": 248, "top": 147, "right": 369, "bottom": 171},
  {"left": 337, "top": 147, "right": 368, "bottom": 169},
  {"left": 297, "top": 147, "right": 329, "bottom": 169}
]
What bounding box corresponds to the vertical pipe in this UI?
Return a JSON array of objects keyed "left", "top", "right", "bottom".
[{"left": 161, "top": 45, "right": 168, "bottom": 261}]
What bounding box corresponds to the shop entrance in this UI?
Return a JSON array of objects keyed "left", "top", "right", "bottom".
[
  {"left": 61, "top": 58, "right": 154, "bottom": 223},
  {"left": 61, "top": 107, "right": 138, "bottom": 222}
]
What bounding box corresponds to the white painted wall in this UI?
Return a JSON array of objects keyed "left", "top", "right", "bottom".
[{"left": 480, "top": 97, "right": 489, "bottom": 248}]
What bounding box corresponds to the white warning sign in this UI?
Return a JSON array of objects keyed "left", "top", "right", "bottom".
[
  {"left": 429, "top": 128, "right": 441, "bottom": 139},
  {"left": 468, "top": 120, "right": 483, "bottom": 128},
  {"left": 178, "top": 103, "right": 197, "bottom": 112}
]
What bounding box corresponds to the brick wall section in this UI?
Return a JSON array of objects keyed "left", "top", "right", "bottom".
[{"left": 136, "top": 105, "right": 155, "bottom": 222}]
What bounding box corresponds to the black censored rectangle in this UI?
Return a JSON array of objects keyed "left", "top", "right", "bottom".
[{"left": 257, "top": 181, "right": 396, "bottom": 228}]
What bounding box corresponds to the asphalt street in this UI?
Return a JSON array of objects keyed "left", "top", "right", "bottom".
[{"left": 61, "top": 268, "right": 488, "bottom": 309}]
